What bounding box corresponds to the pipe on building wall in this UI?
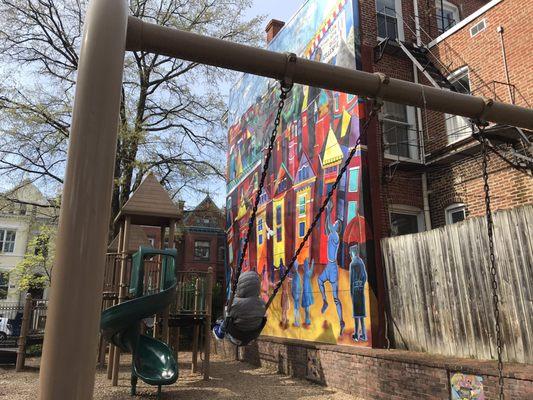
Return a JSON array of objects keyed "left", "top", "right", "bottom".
[
  {"left": 126, "top": 17, "right": 533, "bottom": 131},
  {"left": 422, "top": 173, "right": 432, "bottom": 230},
  {"left": 496, "top": 26, "right": 514, "bottom": 105}
]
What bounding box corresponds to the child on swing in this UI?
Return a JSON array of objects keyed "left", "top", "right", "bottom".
[{"left": 213, "top": 270, "right": 266, "bottom": 346}]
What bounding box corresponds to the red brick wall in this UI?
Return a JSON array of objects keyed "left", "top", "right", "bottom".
[
  {"left": 227, "top": 336, "right": 533, "bottom": 399},
  {"left": 180, "top": 231, "right": 226, "bottom": 282}
]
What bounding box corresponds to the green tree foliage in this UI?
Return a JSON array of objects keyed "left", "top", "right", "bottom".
[
  {"left": 13, "top": 225, "right": 55, "bottom": 292},
  {"left": 0, "top": 0, "right": 263, "bottom": 219}
]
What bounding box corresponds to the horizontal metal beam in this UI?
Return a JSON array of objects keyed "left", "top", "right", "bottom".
[{"left": 126, "top": 16, "right": 533, "bottom": 131}]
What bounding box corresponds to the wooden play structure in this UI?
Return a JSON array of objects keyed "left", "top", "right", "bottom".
[
  {"left": 37, "top": 1, "right": 533, "bottom": 399},
  {"left": 97, "top": 173, "right": 213, "bottom": 397}
]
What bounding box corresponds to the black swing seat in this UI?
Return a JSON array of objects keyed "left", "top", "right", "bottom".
[{"left": 225, "top": 316, "right": 267, "bottom": 346}]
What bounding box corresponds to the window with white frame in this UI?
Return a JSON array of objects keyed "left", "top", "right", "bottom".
[
  {"left": 376, "top": 0, "right": 404, "bottom": 41},
  {"left": 0, "top": 229, "right": 16, "bottom": 253},
  {"left": 382, "top": 102, "right": 419, "bottom": 160},
  {"left": 445, "top": 203, "right": 466, "bottom": 224},
  {"left": 389, "top": 205, "right": 425, "bottom": 236},
  {"left": 194, "top": 240, "right": 210, "bottom": 261},
  {"left": 445, "top": 67, "right": 472, "bottom": 144},
  {"left": 0, "top": 272, "right": 8, "bottom": 300},
  {"left": 435, "top": 0, "right": 460, "bottom": 34}
]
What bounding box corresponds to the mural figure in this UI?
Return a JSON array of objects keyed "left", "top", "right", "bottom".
[
  {"left": 318, "top": 200, "right": 345, "bottom": 336},
  {"left": 349, "top": 243, "right": 367, "bottom": 342},
  {"left": 261, "top": 265, "right": 270, "bottom": 303},
  {"left": 301, "top": 258, "right": 315, "bottom": 327},
  {"left": 279, "top": 260, "right": 290, "bottom": 329},
  {"left": 290, "top": 260, "right": 302, "bottom": 327}
]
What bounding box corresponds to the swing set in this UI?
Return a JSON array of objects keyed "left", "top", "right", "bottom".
[{"left": 38, "top": 1, "right": 533, "bottom": 399}]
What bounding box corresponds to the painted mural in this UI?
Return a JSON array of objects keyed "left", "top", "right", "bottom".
[
  {"left": 226, "top": 0, "right": 375, "bottom": 347},
  {"left": 450, "top": 373, "right": 485, "bottom": 400}
]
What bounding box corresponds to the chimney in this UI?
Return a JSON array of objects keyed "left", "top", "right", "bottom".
[{"left": 265, "top": 19, "right": 285, "bottom": 44}]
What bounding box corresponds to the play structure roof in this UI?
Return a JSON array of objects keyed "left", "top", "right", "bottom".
[
  {"left": 108, "top": 225, "right": 151, "bottom": 253},
  {"left": 114, "top": 172, "right": 180, "bottom": 226}
]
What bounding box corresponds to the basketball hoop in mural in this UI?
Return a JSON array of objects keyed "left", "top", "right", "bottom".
[{"left": 343, "top": 215, "right": 372, "bottom": 244}]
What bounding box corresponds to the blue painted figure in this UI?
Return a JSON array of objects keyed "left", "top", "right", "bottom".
[
  {"left": 301, "top": 258, "right": 315, "bottom": 326},
  {"left": 349, "top": 244, "right": 367, "bottom": 342},
  {"left": 318, "top": 200, "right": 345, "bottom": 336},
  {"left": 290, "top": 260, "right": 302, "bottom": 327}
]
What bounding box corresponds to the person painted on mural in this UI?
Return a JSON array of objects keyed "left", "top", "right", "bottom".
[
  {"left": 290, "top": 260, "right": 302, "bottom": 327},
  {"left": 349, "top": 243, "right": 367, "bottom": 342},
  {"left": 279, "top": 259, "right": 290, "bottom": 330},
  {"left": 301, "top": 258, "right": 315, "bottom": 327},
  {"left": 317, "top": 200, "right": 345, "bottom": 336},
  {"left": 260, "top": 265, "right": 270, "bottom": 304}
]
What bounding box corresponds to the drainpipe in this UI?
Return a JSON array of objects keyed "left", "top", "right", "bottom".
[
  {"left": 412, "top": 0, "right": 431, "bottom": 230},
  {"left": 496, "top": 26, "right": 514, "bottom": 104}
]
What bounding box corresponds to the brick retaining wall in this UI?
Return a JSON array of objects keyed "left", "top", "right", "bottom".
[{"left": 215, "top": 336, "right": 533, "bottom": 399}]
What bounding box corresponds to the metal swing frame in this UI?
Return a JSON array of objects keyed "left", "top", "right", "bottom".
[{"left": 37, "top": 1, "right": 533, "bottom": 398}]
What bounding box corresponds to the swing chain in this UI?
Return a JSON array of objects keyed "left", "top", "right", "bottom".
[
  {"left": 226, "top": 81, "right": 293, "bottom": 313},
  {"left": 266, "top": 100, "right": 382, "bottom": 310},
  {"left": 480, "top": 126, "right": 504, "bottom": 400}
]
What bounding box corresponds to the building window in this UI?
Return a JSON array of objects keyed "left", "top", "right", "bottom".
[
  {"left": 218, "top": 245, "right": 226, "bottom": 261},
  {"left": 257, "top": 218, "right": 263, "bottom": 232},
  {"left": 390, "top": 205, "right": 425, "bottom": 236},
  {"left": 446, "top": 67, "right": 472, "bottom": 143},
  {"left": 348, "top": 167, "right": 360, "bottom": 192},
  {"left": 376, "top": 0, "right": 403, "bottom": 40},
  {"left": 275, "top": 205, "right": 282, "bottom": 225},
  {"left": 276, "top": 227, "right": 282, "bottom": 242},
  {"left": 348, "top": 201, "right": 358, "bottom": 222},
  {"left": 382, "top": 102, "right": 418, "bottom": 160},
  {"left": 0, "top": 229, "right": 16, "bottom": 253},
  {"left": 445, "top": 203, "right": 466, "bottom": 225},
  {"left": 470, "top": 19, "right": 486, "bottom": 37},
  {"left": 299, "top": 222, "right": 306, "bottom": 238},
  {"left": 0, "top": 272, "right": 7, "bottom": 300},
  {"left": 147, "top": 235, "right": 156, "bottom": 247},
  {"left": 258, "top": 234, "right": 263, "bottom": 245},
  {"left": 194, "top": 240, "right": 210, "bottom": 261},
  {"left": 435, "top": 0, "right": 460, "bottom": 34},
  {"left": 298, "top": 195, "right": 306, "bottom": 216}
]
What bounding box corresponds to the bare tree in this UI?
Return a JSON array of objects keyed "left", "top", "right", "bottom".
[{"left": 0, "top": 0, "right": 263, "bottom": 220}]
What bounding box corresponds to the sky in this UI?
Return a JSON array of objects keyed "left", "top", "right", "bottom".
[{"left": 203, "top": 0, "right": 305, "bottom": 209}]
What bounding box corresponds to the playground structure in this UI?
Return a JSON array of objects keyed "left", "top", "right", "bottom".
[
  {"left": 36, "top": 0, "right": 533, "bottom": 399},
  {"left": 97, "top": 172, "right": 213, "bottom": 397}
]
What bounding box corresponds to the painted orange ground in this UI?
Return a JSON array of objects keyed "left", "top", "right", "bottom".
[{"left": 263, "top": 268, "right": 373, "bottom": 346}]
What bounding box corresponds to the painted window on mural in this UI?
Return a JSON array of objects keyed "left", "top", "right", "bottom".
[
  {"left": 348, "top": 201, "right": 358, "bottom": 221},
  {"left": 0, "top": 272, "right": 8, "bottom": 300},
  {"left": 276, "top": 227, "right": 282, "bottom": 242},
  {"left": 258, "top": 218, "right": 263, "bottom": 232},
  {"left": 258, "top": 234, "right": 263, "bottom": 245},
  {"left": 0, "top": 229, "right": 16, "bottom": 253},
  {"left": 276, "top": 206, "right": 282, "bottom": 225},
  {"left": 348, "top": 167, "right": 360, "bottom": 192},
  {"left": 299, "top": 222, "right": 306, "bottom": 237},
  {"left": 298, "top": 196, "right": 306, "bottom": 216},
  {"left": 194, "top": 240, "right": 210, "bottom": 261}
]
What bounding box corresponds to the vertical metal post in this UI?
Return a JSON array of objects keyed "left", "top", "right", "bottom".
[
  {"left": 203, "top": 267, "right": 214, "bottom": 380},
  {"left": 16, "top": 293, "right": 32, "bottom": 372},
  {"left": 107, "top": 225, "right": 123, "bottom": 379},
  {"left": 38, "top": 1, "right": 128, "bottom": 397},
  {"left": 112, "top": 216, "right": 131, "bottom": 386},
  {"left": 191, "top": 278, "right": 200, "bottom": 373}
]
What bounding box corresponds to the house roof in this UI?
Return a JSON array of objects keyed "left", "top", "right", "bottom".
[
  {"left": 293, "top": 151, "right": 316, "bottom": 187},
  {"left": 322, "top": 127, "right": 344, "bottom": 166},
  {"left": 108, "top": 225, "right": 151, "bottom": 253},
  {"left": 114, "top": 172, "right": 180, "bottom": 226}
]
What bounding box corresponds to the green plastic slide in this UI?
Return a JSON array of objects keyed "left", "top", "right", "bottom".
[{"left": 101, "top": 247, "right": 178, "bottom": 398}]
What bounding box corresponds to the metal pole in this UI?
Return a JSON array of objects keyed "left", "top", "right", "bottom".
[
  {"left": 16, "top": 293, "right": 32, "bottom": 372},
  {"left": 107, "top": 225, "right": 123, "bottom": 379},
  {"left": 38, "top": 0, "right": 128, "bottom": 398},
  {"left": 112, "top": 216, "right": 131, "bottom": 386},
  {"left": 496, "top": 26, "right": 514, "bottom": 105},
  {"left": 125, "top": 16, "right": 533, "bottom": 130},
  {"left": 203, "top": 267, "right": 214, "bottom": 380}
]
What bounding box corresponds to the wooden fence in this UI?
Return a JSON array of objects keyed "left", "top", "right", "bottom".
[{"left": 381, "top": 205, "right": 532, "bottom": 364}]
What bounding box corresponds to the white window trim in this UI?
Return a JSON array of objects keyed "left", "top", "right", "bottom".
[
  {"left": 435, "top": 0, "right": 460, "bottom": 33},
  {"left": 445, "top": 203, "right": 466, "bottom": 225},
  {"left": 470, "top": 18, "right": 486, "bottom": 38},
  {"left": 445, "top": 67, "right": 473, "bottom": 145},
  {"left": 381, "top": 104, "right": 420, "bottom": 161},
  {"left": 389, "top": 204, "right": 426, "bottom": 233},
  {"left": 376, "top": 0, "right": 405, "bottom": 42},
  {"left": 0, "top": 228, "right": 17, "bottom": 254}
]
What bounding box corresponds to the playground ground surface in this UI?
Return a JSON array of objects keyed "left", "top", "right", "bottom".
[{"left": 0, "top": 352, "right": 355, "bottom": 399}]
